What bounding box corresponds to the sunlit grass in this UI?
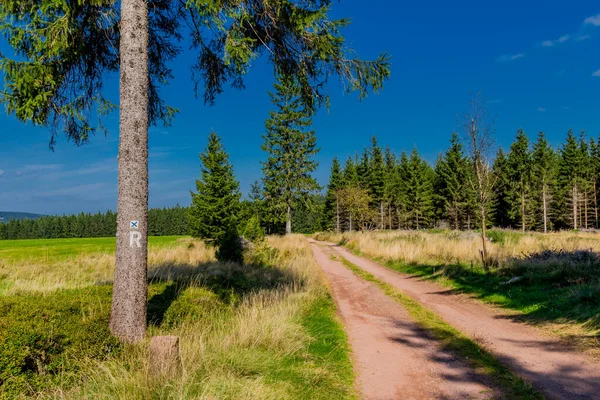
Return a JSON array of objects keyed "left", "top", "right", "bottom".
[
  {"left": 315, "top": 229, "right": 600, "bottom": 355},
  {"left": 0, "top": 235, "right": 355, "bottom": 399}
]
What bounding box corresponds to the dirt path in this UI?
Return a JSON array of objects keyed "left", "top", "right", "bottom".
[
  {"left": 310, "top": 240, "right": 497, "bottom": 399},
  {"left": 320, "top": 240, "right": 600, "bottom": 400}
]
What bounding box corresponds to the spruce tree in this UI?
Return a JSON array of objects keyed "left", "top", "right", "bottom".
[
  {"left": 531, "top": 132, "right": 557, "bottom": 233},
  {"left": 343, "top": 156, "right": 360, "bottom": 188},
  {"left": 369, "top": 137, "right": 386, "bottom": 228},
  {"left": 261, "top": 75, "right": 320, "bottom": 235},
  {"left": 579, "top": 132, "right": 593, "bottom": 229},
  {"left": 506, "top": 129, "right": 533, "bottom": 232},
  {"left": 590, "top": 137, "right": 600, "bottom": 228},
  {"left": 491, "top": 148, "right": 511, "bottom": 228},
  {"left": 322, "top": 157, "right": 344, "bottom": 232},
  {"left": 383, "top": 147, "right": 398, "bottom": 229},
  {"left": 394, "top": 151, "right": 411, "bottom": 229},
  {"left": 405, "top": 147, "right": 434, "bottom": 229},
  {"left": 357, "top": 148, "right": 371, "bottom": 189},
  {"left": 434, "top": 132, "right": 471, "bottom": 229},
  {"left": 188, "top": 132, "right": 241, "bottom": 243},
  {"left": 558, "top": 130, "right": 583, "bottom": 229}
]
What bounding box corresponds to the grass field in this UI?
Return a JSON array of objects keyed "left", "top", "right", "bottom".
[
  {"left": 315, "top": 229, "right": 600, "bottom": 355},
  {"left": 0, "top": 236, "right": 354, "bottom": 399}
]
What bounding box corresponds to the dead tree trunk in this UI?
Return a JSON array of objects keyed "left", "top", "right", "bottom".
[
  {"left": 286, "top": 205, "right": 292, "bottom": 235},
  {"left": 542, "top": 184, "right": 548, "bottom": 234},
  {"left": 110, "top": 0, "right": 149, "bottom": 344}
]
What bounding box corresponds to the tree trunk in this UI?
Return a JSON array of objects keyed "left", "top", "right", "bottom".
[
  {"left": 480, "top": 205, "right": 488, "bottom": 268},
  {"left": 594, "top": 183, "right": 598, "bottom": 229},
  {"left": 388, "top": 204, "right": 392, "bottom": 229},
  {"left": 542, "top": 184, "right": 547, "bottom": 234},
  {"left": 521, "top": 191, "right": 525, "bottom": 233},
  {"left": 454, "top": 204, "right": 459, "bottom": 230},
  {"left": 349, "top": 214, "right": 353, "bottom": 231},
  {"left": 110, "top": 0, "right": 149, "bottom": 344},
  {"left": 584, "top": 191, "right": 588, "bottom": 229},
  {"left": 380, "top": 201, "right": 384, "bottom": 230},
  {"left": 572, "top": 185, "right": 577, "bottom": 229},
  {"left": 286, "top": 205, "right": 292, "bottom": 235},
  {"left": 335, "top": 195, "right": 340, "bottom": 233}
]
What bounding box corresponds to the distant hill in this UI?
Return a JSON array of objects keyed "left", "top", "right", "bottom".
[{"left": 0, "top": 212, "right": 46, "bottom": 223}]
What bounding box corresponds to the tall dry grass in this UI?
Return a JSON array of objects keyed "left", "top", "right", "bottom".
[
  {"left": 315, "top": 230, "right": 600, "bottom": 267},
  {"left": 42, "top": 235, "right": 345, "bottom": 399},
  {"left": 0, "top": 238, "right": 215, "bottom": 294}
]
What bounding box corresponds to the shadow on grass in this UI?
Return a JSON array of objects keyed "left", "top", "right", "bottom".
[
  {"left": 384, "top": 250, "right": 600, "bottom": 333},
  {"left": 146, "top": 260, "right": 301, "bottom": 327}
]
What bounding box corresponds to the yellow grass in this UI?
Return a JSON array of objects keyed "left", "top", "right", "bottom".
[
  {"left": 315, "top": 230, "right": 600, "bottom": 266},
  {"left": 0, "top": 238, "right": 215, "bottom": 294},
  {"left": 37, "top": 235, "right": 346, "bottom": 399}
]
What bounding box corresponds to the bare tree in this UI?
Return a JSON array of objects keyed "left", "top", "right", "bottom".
[{"left": 463, "top": 94, "right": 495, "bottom": 269}]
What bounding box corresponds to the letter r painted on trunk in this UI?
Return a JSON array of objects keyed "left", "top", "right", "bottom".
[{"left": 130, "top": 231, "right": 142, "bottom": 248}]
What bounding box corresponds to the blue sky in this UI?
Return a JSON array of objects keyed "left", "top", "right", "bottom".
[{"left": 1, "top": 0, "right": 599, "bottom": 215}]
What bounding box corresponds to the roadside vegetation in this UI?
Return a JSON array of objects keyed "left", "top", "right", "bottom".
[
  {"left": 0, "top": 235, "right": 354, "bottom": 399},
  {"left": 332, "top": 254, "right": 541, "bottom": 399},
  {"left": 315, "top": 229, "right": 600, "bottom": 353}
]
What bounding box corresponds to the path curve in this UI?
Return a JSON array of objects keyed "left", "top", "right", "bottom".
[
  {"left": 321, "top": 240, "right": 600, "bottom": 400},
  {"left": 310, "top": 240, "right": 497, "bottom": 399}
]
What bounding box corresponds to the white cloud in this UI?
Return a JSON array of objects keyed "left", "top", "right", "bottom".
[
  {"left": 576, "top": 34, "right": 592, "bottom": 41},
  {"left": 592, "top": 69, "right": 600, "bottom": 77},
  {"left": 562, "top": 106, "right": 571, "bottom": 110},
  {"left": 584, "top": 14, "right": 600, "bottom": 26},
  {"left": 0, "top": 170, "right": 4, "bottom": 178},
  {"left": 497, "top": 53, "right": 525, "bottom": 62},
  {"left": 541, "top": 35, "right": 570, "bottom": 47},
  {"left": 537, "top": 107, "right": 546, "bottom": 113}
]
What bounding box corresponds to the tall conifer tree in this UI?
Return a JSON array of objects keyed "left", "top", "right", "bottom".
[
  {"left": 322, "top": 157, "right": 344, "bottom": 231},
  {"left": 434, "top": 132, "right": 471, "bottom": 229},
  {"left": 261, "top": 75, "right": 320, "bottom": 234},
  {"left": 188, "top": 132, "right": 241, "bottom": 243},
  {"left": 506, "top": 129, "right": 533, "bottom": 231},
  {"left": 383, "top": 147, "right": 398, "bottom": 229},
  {"left": 531, "top": 132, "right": 556, "bottom": 233},
  {"left": 369, "top": 137, "right": 386, "bottom": 228},
  {"left": 406, "top": 147, "right": 434, "bottom": 229},
  {"left": 558, "top": 130, "right": 584, "bottom": 229}
]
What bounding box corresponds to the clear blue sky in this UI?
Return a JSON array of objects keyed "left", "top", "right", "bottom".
[{"left": 1, "top": 1, "right": 599, "bottom": 215}]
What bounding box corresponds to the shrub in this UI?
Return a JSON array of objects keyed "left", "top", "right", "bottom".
[
  {"left": 242, "top": 216, "right": 265, "bottom": 243},
  {"left": 0, "top": 287, "right": 121, "bottom": 397},
  {"left": 216, "top": 224, "right": 244, "bottom": 264}
]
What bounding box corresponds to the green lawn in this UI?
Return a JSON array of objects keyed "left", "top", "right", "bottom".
[{"left": 0, "top": 236, "right": 185, "bottom": 264}]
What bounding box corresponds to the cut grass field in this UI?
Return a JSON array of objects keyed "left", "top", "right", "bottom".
[
  {"left": 315, "top": 230, "right": 600, "bottom": 354},
  {"left": 0, "top": 235, "right": 354, "bottom": 399}
]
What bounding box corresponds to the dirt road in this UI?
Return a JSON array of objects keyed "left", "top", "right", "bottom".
[
  {"left": 310, "top": 240, "right": 497, "bottom": 399},
  {"left": 320, "top": 240, "right": 600, "bottom": 400}
]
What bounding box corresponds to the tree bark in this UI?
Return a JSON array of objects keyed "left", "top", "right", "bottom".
[
  {"left": 521, "top": 192, "right": 525, "bottom": 233},
  {"left": 335, "top": 195, "right": 340, "bottom": 233},
  {"left": 542, "top": 184, "right": 547, "bottom": 234},
  {"left": 584, "top": 191, "right": 588, "bottom": 229},
  {"left": 286, "top": 205, "right": 292, "bottom": 234},
  {"left": 480, "top": 205, "right": 488, "bottom": 268},
  {"left": 380, "top": 201, "right": 384, "bottom": 230},
  {"left": 110, "top": 0, "right": 149, "bottom": 344},
  {"left": 572, "top": 185, "right": 577, "bottom": 229}
]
